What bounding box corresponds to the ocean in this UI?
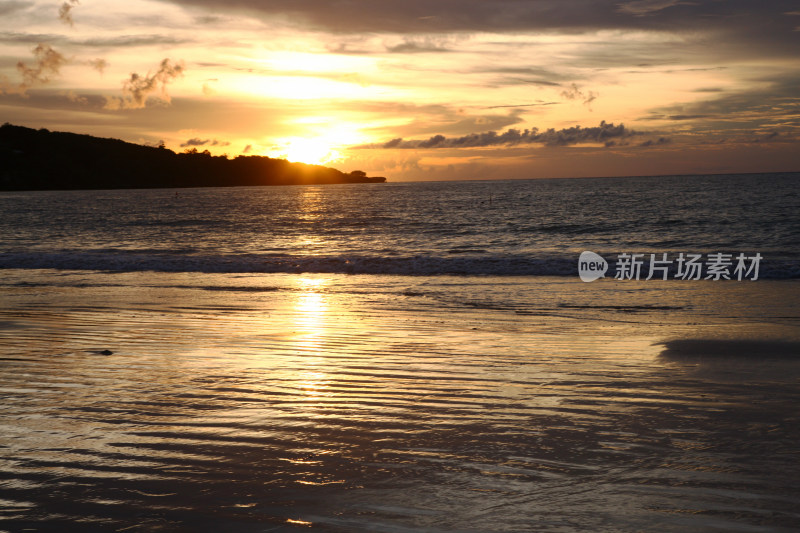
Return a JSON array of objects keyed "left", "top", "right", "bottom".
[
  {"left": 1, "top": 173, "right": 799, "bottom": 532},
  {"left": 1, "top": 173, "right": 799, "bottom": 277}
]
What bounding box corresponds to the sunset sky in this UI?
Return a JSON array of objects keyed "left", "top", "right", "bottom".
[{"left": 1, "top": 0, "right": 798, "bottom": 180}]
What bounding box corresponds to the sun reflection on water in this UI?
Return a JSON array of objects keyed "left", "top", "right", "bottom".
[
  {"left": 294, "top": 277, "right": 328, "bottom": 338},
  {"left": 293, "top": 277, "right": 331, "bottom": 400}
]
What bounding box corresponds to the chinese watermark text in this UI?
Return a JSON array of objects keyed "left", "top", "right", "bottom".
[{"left": 579, "top": 252, "right": 762, "bottom": 282}]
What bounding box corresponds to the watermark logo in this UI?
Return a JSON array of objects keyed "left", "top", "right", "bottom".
[
  {"left": 578, "top": 251, "right": 762, "bottom": 281},
  {"left": 578, "top": 251, "right": 608, "bottom": 282}
]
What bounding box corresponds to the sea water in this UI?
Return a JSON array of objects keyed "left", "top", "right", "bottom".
[
  {"left": 0, "top": 173, "right": 798, "bottom": 277},
  {"left": 0, "top": 173, "right": 799, "bottom": 532}
]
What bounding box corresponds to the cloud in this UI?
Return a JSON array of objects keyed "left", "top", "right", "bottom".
[
  {"left": 487, "top": 67, "right": 568, "bottom": 80},
  {"left": 645, "top": 74, "right": 800, "bottom": 135},
  {"left": 0, "top": 92, "right": 298, "bottom": 150},
  {"left": 359, "top": 121, "right": 640, "bottom": 149},
  {"left": 0, "top": 1, "right": 31, "bottom": 16},
  {"left": 64, "top": 89, "right": 88, "bottom": 105},
  {"left": 3, "top": 44, "right": 67, "bottom": 95},
  {"left": 75, "top": 34, "right": 193, "bottom": 47},
  {"left": 664, "top": 114, "right": 714, "bottom": 121},
  {"left": 58, "top": 0, "right": 79, "bottom": 27},
  {"left": 326, "top": 42, "right": 373, "bottom": 55},
  {"left": 485, "top": 102, "right": 559, "bottom": 109},
  {"left": 561, "top": 83, "right": 598, "bottom": 108},
  {"left": 345, "top": 101, "right": 530, "bottom": 139},
  {"left": 0, "top": 31, "right": 61, "bottom": 44},
  {"left": 155, "top": 1, "right": 800, "bottom": 69},
  {"left": 104, "top": 58, "right": 185, "bottom": 110},
  {"left": 0, "top": 89, "right": 107, "bottom": 111},
  {"left": 201, "top": 79, "right": 217, "bottom": 96},
  {"left": 0, "top": 31, "right": 190, "bottom": 48},
  {"left": 638, "top": 137, "right": 671, "bottom": 147},
  {"left": 87, "top": 58, "right": 108, "bottom": 74},
  {"left": 194, "top": 14, "right": 222, "bottom": 24},
  {"left": 385, "top": 37, "right": 452, "bottom": 53},
  {"left": 480, "top": 66, "right": 571, "bottom": 89},
  {"left": 617, "top": 0, "right": 686, "bottom": 16},
  {"left": 155, "top": 0, "right": 796, "bottom": 43},
  {"left": 489, "top": 76, "right": 562, "bottom": 88},
  {"left": 180, "top": 137, "right": 230, "bottom": 147},
  {"left": 243, "top": 144, "right": 252, "bottom": 153}
]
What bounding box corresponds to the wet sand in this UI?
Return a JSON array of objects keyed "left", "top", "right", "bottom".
[{"left": 1, "top": 271, "right": 799, "bottom": 532}]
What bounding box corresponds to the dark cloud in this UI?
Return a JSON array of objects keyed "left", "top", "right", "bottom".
[
  {"left": 105, "top": 58, "right": 185, "bottom": 110},
  {"left": 358, "top": 121, "right": 640, "bottom": 149},
  {"left": 180, "top": 137, "right": 230, "bottom": 147},
  {"left": 755, "top": 131, "right": 781, "bottom": 143},
  {"left": 157, "top": 0, "right": 799, "bottom": 55},
  {"left": 638, "top": 137, "right": 671, "bottom": 147},
  {"left": 58, "top": 0, "right": 79, "bottom": 27}
]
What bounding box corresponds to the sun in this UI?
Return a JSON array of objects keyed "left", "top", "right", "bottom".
[
  {"left": 282, "top": 138, "right": 341, "bottom": 165},
  {"left": 267, "top": 123, "right": 367, "bottom": 166}
]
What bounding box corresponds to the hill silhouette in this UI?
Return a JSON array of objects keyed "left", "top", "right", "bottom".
[{"left": 0, "top": 123, "right": 386, "bottom": 190}]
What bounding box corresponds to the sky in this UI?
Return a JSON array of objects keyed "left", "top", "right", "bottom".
[{"left": 1, "top": 0, "right": 798, "bottom": 181}]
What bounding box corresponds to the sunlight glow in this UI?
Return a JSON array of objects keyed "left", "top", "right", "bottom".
[
  {"left": 282, "top": 137, "right": 342, "bottom": 165},
  {"left": 241, "top": 75, "right": 384, "bottom": 101},
  {"left": 269, "top": 125, "right": 367, "bottom": 165},
  {"left": 266, "top": 51, "right": 374, "bottom": 73}
]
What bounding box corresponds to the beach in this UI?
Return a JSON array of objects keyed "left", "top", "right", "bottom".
[{"left": 1, "top": 267, "right": 799, "bottom": 532}]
